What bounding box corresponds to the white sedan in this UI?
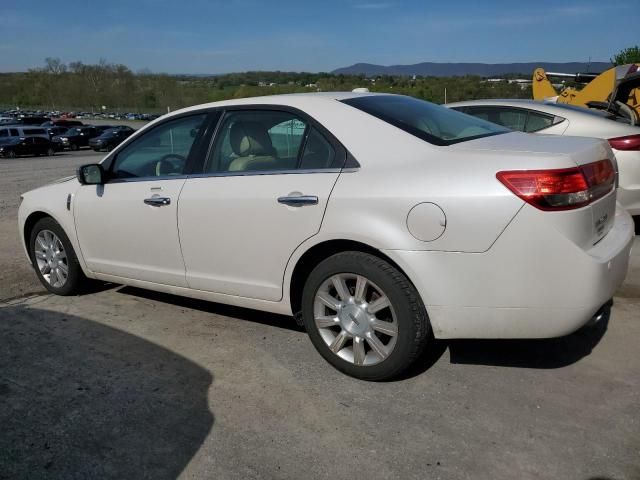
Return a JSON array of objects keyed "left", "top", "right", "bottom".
[
  {"left": 18, "top": 93, "right": 634, "bottom": 380},
  {"left": 447, "top": 99, "right": 640, "bottom": 217}
]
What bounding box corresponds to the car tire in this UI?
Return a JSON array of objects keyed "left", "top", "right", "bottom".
[
  {"left": 47, "top": 148, "right": 55, "bottom": 156},
  {"left": 301, "top": 251, "right": 431, "bottom": 381},
  {"left": 6, "top": 150, "right": 17, "bottom": 159},
  {"left": 29, "top": 217, "right": 87, "bottom": 296},
  {"left": 70, "top": 144, "right": 79, "bottom": 151}
]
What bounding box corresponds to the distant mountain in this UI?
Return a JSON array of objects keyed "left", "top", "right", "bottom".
[{"left": 332, "top": 62, "right": 612, "bottom": 77}]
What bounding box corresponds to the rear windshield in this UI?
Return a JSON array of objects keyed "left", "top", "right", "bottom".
[{"left": 342, "top": 95, "right": 509, "bottom": 146}]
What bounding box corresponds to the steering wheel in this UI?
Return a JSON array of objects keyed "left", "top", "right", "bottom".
[{"left": 155, "top": 153, "right": 186, "bottom": 176}]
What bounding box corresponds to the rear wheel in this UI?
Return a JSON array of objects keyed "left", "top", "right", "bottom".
[
  {"left": 70, "top": 144, "right": 79, "bottom": 151},
  {"left": 29, "top": 217, "right": 86, "bottom": 295},
  {"left": 301, "top": 251, "right": 430, "bottom": 380},
  {"left": 46, "top": 147, "right": 55, "bottom": 156}
]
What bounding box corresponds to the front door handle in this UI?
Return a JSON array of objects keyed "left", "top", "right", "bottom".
[
  {"left": 144, "top": 196, "right": 171, "bottom": 207},
  {"left": 277, "top": 195, "right": 318, "bottom": 207}
]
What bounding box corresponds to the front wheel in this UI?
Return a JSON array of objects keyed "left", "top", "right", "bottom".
[
  {"left": 70, "top": 144, "right": 79, "bottom": 151},
  {"left": 46, "top": 147, "right": 55, "bottom": 156},
  {"left": 29, "top": 217, "right": 86, "bottom": 295},
  {"left": 301, "top": 251, "right": 431, "bottom": 380},
  {"left": 6, "top": 150, "right": 17, "bottom": 159}
]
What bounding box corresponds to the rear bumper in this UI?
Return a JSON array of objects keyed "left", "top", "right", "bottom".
[{"left": 384, "top": 205, "right": 634, "bottom": 339}]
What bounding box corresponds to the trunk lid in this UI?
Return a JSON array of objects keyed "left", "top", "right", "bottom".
[{"left": 452, "top": 132, "right": 618, "bottom": 248}]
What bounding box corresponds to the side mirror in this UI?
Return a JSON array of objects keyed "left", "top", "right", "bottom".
[{"left": 77, "top": 164, "right": 104, "bottom": 185}]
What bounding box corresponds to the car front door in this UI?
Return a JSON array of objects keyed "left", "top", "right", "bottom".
[
  {"left": 74, "top": 112, "right": 213, "bottom": 286},
  {"left": 178, "top": 108, "right": 346, "bottom": 301}
]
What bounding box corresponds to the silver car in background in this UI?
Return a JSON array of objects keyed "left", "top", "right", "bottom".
[{"left": 447, "top": 99, "right": 640, "bottom": 217}]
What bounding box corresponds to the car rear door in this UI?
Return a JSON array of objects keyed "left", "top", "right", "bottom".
[
  {"left": 178, "top": 107, "right": 346, "bottom": 301},
  {"left": 74, "top": 112, "right": 214, "bottom": 286}
]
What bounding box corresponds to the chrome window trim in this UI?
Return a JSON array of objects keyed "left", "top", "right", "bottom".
[
  {"left": 104, "top": 167, "right": 358, "bottom": 183},
  {"left": 107, "top": 175, "right": 189, "bottom": 184},
  {"left": 187, "top": 168, "right": 346, "bottom": 179}
]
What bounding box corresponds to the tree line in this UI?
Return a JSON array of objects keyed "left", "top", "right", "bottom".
[{"left": 1, "top": 58, "right": 534, "bottom": 113}]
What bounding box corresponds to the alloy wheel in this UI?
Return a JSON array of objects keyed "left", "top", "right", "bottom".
[
  {"left": 313, "top": 273, "right": 398, "bottom": 366},
  {"left": 34, "top": 229, "right": 69, "bottom": 288}
]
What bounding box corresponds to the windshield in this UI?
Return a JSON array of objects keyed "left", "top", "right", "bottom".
[
  {"left": 342, "top": 95, "right": 509, "bottom": 146},
  {"left": 65, "top": 127, "right": 82, "bottom": 135}
]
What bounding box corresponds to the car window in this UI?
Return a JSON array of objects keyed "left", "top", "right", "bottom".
[
  {"left": 525, "top": 111, "right": 556, "bottom": 132},
  {"left": 342, "top": 95, "right": 508, "bottom": 146},
  {"left": 268, "top": 118, "right": 306, "bottom": 159},
  {"left": 457, "top": 106, "right": 492, "bottom": 122},
  {"left": 206, "top": 111, "right": 309, "bottom": 173},
  {"left": 299, "top": 128, "right": 336, "bottom": 169},
  {"left": 111, "top": 114, "right": 207, "bottom": 179},
  {"left": 10, "top": 129, "right": 19, "bottom": 136},
  {"left": 495, "top": 109, "right": 527, "bottom": 131},
  {"left": 0, "top": 130, "right": 7, "bottom": 138}
]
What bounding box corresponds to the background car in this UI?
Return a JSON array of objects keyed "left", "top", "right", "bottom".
[
  {"left": 54, "top": 126, "right": 103, "bottom": 150},
  {"left": 44, "top": 125, "right": 69, "bottom": 139},
  {"left": 88, "top": 126, "right": 135, "bottom": 151},
  {"left": 18, "top": 93, "right": 633, "bottom": 380},
  {"left": 41, "top": 119, "right": 83, "bottom": 128},
  {"left": 0, "top": 125, "right": 49, "bottom": 139},
  {"left": 0, "top": 136, "right": 58, "bottom": 158},
  {"left": 447, "top": 99, "right": 640, "bottom": 217},
  {"left": 16, "top": 116, "right": 50, "bottom": 126}
]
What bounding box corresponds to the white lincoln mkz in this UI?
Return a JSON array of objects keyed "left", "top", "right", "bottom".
[{"left": 18, "top": 93, "right": 635, "bottom": 380}]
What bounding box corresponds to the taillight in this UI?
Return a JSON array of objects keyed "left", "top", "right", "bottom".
[
  {"left": 496, "top": 159, "right": 615, "bottom": 211},
  {"left": 608, "top": 134, "right": 640, "bottom": 151}
]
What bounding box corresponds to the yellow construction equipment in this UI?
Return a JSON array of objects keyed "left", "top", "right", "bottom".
[{"left": 532, "top": 64, "right": 640, "bottom": 125}]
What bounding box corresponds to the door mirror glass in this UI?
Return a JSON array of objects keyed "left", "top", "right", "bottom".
[{"left": 77, "top": 164, "right": 104, "bottom": 185}]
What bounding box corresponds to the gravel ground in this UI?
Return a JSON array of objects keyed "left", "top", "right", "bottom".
[{"left": 0, "top": 152, "right": 639, "bottom": 480}]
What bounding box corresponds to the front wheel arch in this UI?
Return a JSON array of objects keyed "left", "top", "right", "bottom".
[{"left": 23, "top": 211, "right": 52, "bottom": 260}]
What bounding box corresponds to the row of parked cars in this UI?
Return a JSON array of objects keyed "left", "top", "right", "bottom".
[
  {"left": 0, "top": 116, "right": 136, "bottom": 158},
  {"left": 1, "top": 110, "right": 161, "bottom": 123}
]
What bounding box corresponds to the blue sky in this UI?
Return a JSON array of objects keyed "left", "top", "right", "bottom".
[{"left": 1, "top": 0, "right": 637, "bottom": 73}]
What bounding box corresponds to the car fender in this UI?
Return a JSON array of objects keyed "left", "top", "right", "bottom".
[{"left": 18, "top": 179, "right": 91, "bottom": 275}]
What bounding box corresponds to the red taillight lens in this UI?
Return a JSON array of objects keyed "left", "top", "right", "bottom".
[
  {"left": 608, "top": 134, "right": 640, "bottom": 151},
  {"left": 497, "top": 159, "right": 615, "bottom": 211}
]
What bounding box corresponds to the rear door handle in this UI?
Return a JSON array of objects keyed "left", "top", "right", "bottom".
[
  {"left": 144, "top": 196, "right": 171, "bottom": 207},
  {"left": 277, "top": 195, "right": 318, "bottom": 207}
]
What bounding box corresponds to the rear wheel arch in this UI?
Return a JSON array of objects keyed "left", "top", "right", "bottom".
[{"left": 289, "top": 239, "right": 420, "bottom": 318}]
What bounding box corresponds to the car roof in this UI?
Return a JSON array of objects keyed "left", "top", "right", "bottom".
[{"left": 166, "top": 91, "right": 387, "bottom": 117}]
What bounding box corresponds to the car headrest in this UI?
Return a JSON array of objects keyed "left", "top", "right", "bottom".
[{"left": 229, "top": 121, "right": 275, "bottom": 156}]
